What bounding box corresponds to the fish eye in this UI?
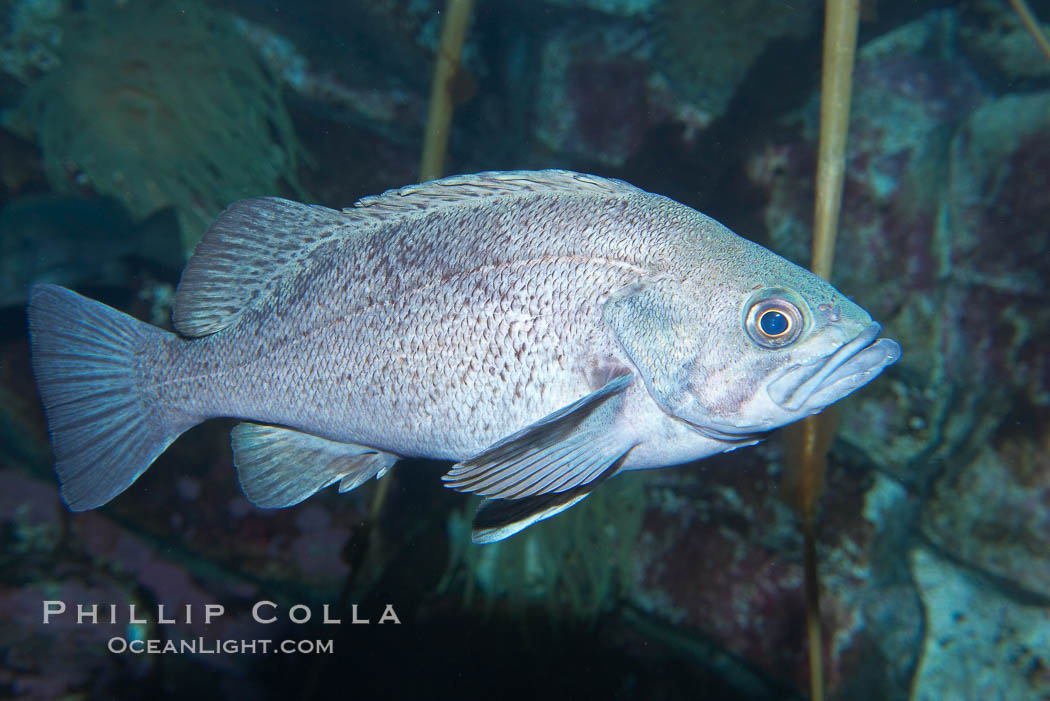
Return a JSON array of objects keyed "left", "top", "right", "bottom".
[
  {"left": 759, "top": 309, "right": 791, "bottom": 337},
  {"left": 745, "top": 293, "right": 804, "bottom": 349}
]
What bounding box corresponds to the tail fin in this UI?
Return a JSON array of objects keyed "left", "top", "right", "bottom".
[{"left": 28, "top": 284, "right": 197, "bottom": 510}]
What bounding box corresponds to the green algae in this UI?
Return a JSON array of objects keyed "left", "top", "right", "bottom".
[{"left": 12, "top": 0, "right": 305, "bottom": 253}]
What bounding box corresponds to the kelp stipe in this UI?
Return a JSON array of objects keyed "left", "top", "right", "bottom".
[{"left": 782, "top": 1, "right": 862, "bottom": 700}]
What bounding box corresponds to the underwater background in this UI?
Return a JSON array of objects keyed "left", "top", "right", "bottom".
[{"left": 1, "top": 0, "right": 1048, "bottom": 698}]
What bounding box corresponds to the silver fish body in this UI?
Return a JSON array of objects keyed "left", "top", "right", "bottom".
[{"left": 28, "top": 170, "right": 900, "bottom": 542}]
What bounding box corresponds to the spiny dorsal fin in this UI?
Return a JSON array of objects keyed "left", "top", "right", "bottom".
[
  {"left": 174, "top": 172, "right": 645, "bottom": 338},
  {"left": 173, "top": 198, "right": 349, "bottom": 337},
  {"left": 344, "top": 170, "right": 643, "bottom": 224}
]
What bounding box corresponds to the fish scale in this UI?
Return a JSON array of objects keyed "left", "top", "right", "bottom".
[
  {"left": 172, "top": 244, "right": 644, "bottom": 456},
  {"left": 27, "top": 170, "right": 900, "bottom": 543}
]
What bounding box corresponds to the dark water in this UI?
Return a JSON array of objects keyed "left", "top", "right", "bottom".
[{"left": 2, "top": 1, "right": 1049, "bottom": 699}]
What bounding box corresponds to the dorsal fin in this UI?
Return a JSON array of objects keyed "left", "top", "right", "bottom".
[
  {"left": 173, "top": 172, "right": 644, "bottom": 338},
  {"left": 173, "top": 197, "right": 349, "bottom": 337},
  {"left": 343, "top": 169, "right": 643, "bottom": 225}
]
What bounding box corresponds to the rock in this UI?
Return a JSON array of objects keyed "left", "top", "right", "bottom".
[
  {"left": 533, "top": 22, "right": 657, "bottom": 167},
  {"left": 922, "top": 417, "right": 1050, "bottom": 599},
  {"left": 958, "top": 0, "right": 1050, "bottom": 83},
  {"left": 629, "top": 442, "right": 923, "bottom": 699},
  {"left": 541, "top": 0, "right": 659, "bottom": 17},
  {"left": 656, "top": 0, "right": 819, "bottom": 124},
  {"left": 943, "top": 90, "right": 1050, "bottom": 407},
  {"left": 907, "top": 89, "right": 1050, "bottom": 600},
  {"left": 0, "top": 575, "right": 153, "bottom": 698},
  {"left": 0, "top": 0, "right": 63, "bottom": 83},
  {"left": 0, "top": 464, "right": 340, "bottom": 696},
  {"left": 99, "top": 434, "right": 369, "bottom": 598},
  {"left": 910, "top": 547, "right": 1050, "bottom": 700},
  {"left": 531, "top": 0, "right": 821, "bottom": 168}
]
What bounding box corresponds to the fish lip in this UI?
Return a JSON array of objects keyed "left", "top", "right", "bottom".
[{"left": 767, "top": 322, "right": 901, "bottom": 413}]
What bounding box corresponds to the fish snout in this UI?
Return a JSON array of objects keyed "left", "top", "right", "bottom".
[{"left": 766, "top": 322, "right": 901, "bottom": 413}]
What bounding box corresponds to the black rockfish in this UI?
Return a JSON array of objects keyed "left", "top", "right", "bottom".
[{"left": 28, "top": 171, "right": 900, "bottom": 542}]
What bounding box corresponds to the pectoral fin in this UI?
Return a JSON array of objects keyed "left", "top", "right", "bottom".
[
  {"left": 442, "top": 373, "right": 635, "bottom": 500},
  {"left": 231, "top": 423, "right": 398, "bottom": 508}
]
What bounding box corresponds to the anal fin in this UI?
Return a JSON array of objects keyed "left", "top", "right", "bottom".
[{"left": 231, "top": 423, "right": 398, "bottom": 508}]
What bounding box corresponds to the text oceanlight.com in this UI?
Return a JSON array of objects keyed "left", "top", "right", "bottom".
[{"left": 108, "top": 637, "right": 334, "bottom": 655}]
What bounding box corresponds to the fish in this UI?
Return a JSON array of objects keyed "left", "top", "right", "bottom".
[{"left": 27, "top": 170, "right": 901, "bottom": 543}]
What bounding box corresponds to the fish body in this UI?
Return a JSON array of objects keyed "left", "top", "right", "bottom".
[{"left": 28, "top": 171, "right": 900, "bottom": 542}]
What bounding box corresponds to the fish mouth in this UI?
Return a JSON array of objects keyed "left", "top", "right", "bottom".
[{"left": 766, "top": 322, "right": 901, "bottom": 413}]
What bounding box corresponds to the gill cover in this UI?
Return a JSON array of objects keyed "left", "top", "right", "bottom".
[{"left": 602, "top": 279, "right": 703, "bottom": 417}]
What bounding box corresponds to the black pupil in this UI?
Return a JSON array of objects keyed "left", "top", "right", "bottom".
[{"left": 760, "top": 310, "right": 789, "bottom": 336}]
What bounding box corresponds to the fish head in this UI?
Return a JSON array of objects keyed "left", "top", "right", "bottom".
[
  {"left": 695, "top": 279, "right": 902, "bottom": 439},
  {"left": 604, "top": 237, "right": 901, "bottom": 442}
]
